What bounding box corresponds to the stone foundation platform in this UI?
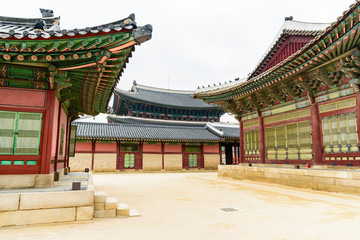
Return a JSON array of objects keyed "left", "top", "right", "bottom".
[{"left": 219, "top": 164, "right": 360, "bottom": 195}]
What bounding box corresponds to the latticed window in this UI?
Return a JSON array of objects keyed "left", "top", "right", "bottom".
[
  {"left": 0, "top": 111, "right": 42, "bottom": 155},
  {"left": 265, "top": 121, "right": 312, "bottom": 160},
  {"left": 244, "top": 130, "right": 259, "bottom": 155},
  {"left": 185, "top": 145, "right": 201, "bottom": 153},
  {"left": 121, "top": 144, "right": 139, "bottom": 152},
  {"left": 322, "top": 112, "right": 359, "bottom": 153},
  {"left": 189, "top": 154, "right": 197, "bottom": 167},
  {"left": 124, "top": 153, "right": 135, "bottom": 168}
]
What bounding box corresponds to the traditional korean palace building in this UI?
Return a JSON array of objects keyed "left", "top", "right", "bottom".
[
  {"left": 195, "top": 2, "right": 360, "bottom": 167},
  {"left": 113, "top": 81, "right": 224, "bottom": 122},
  {"left": 0, "top": 9, "right": 152, "bottom": 186},
  {"left": 70, "top": 83, "right": 239, "bottom": 171}
]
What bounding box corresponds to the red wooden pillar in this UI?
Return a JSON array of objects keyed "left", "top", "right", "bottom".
[
  {"left": 182, "top": 143, "right": 187, "bottom": 169},
  {"left": 41, "top": 90, "right": 56, "bottom": 174},
  {"left": 200, "top": 143, "right": 204, "bottom": 169},
  {"left": 356, "top": 93, "right": 360, "bottom": 148},
  {"left": 54, "top": 101, "right": 62, "bottom": 172},
  {"left": 239, "top": 117, "right": 245, "bottom": 164},
  {"left": 259, "top": 116, "right": 266, "bottom": 164},
  {"left": 161, "top": 142, "right": 165, "bottom": 170},
  {"left": 64, "top": 118, "right": 71, "bottom": 168},
  {"left": 139, "top": 142, "right": 143, "bottom": 170},
  {"left": 91, "top": 140, "right": 95, "bottom": 170},
  {"left": 310, "top": 104, "right": 322, "bottom": 165},
  {"left": 116, "top": 141, "right": 121, "bottom": 170}
]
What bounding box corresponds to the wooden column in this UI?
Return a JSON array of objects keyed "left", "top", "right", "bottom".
[
  {"left": 116, "top": 141, "right": 121, "bottom": 170},
  {"left": 54, "top": 101, "right": 62, "bottom": 172},
  {"left": 91, "top": 140, "right": 95, "bottom": 170},
  {"left": 259, "top": 116, "right": 266, "bottom": 164},
  {"left": 239, "top": 117, "right": 245, "bottom": 164},
  {"left": 64, "top": 118, "right": 71, "bottom": 168},
  {"left": 161, "top": 142, "right": 165, "bottom": 170},
  {"left": 310, "top": 104, "right": 322, "bottom": 165},
  {"left": 41, "top": 90, "right": 56, "bottom": 174},
  {"left": 356, "top": 93, "right": 360, "bottom": 149}
]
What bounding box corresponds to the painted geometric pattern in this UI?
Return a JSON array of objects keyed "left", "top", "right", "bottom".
[
  {"left": 322, "top": 112, "right": 359, "bottom": 153},
  {"left": 265, "top": 121, "right": 312, "bottom": 160}
]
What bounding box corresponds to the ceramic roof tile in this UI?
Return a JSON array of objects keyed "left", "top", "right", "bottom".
[
  {"left": 116, "top": 82, "right": 220, "bottom": 109},
  {"left": 73, "top": 122, "right": 226, "bottom": 141}
]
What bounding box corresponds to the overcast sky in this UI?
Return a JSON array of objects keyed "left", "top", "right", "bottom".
[{"left": 1, "top": 0, "right": 356, "bottom": 122}]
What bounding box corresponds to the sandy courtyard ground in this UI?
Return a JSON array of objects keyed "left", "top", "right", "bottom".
[{"left": 1, "top": 172, "right": 360, "bottom": 240}]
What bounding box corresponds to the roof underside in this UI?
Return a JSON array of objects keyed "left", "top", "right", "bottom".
[{"left": 0, "top": 10, "right": 152, "bottom": 117}]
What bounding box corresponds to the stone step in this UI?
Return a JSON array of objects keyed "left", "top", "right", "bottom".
[
  {"left": 94, "top": 209, "right": 116, "bottom": 218},
  {"left": 94, "top": 191, "right": 107, "bottom": 203},
  {"left": 129, "top": 209, "right": 141, "bottom": 217},
  {"left": 117, "top": 203, "right": 130, "bottom": 217},
  {"left": 105, "top": 197, "right": 118, "bottom": 210}
]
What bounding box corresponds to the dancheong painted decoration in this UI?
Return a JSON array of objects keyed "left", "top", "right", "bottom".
[
  {"left": 0, "top": 9, "right": 152, "bottom": 117},
  {"left": 0, "top": 9, "right": 152, "bottom": 177},
  {"left": 195, "top": 2, "right": 360, "bottom": 166}
]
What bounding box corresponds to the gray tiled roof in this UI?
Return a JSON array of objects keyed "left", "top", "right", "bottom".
[
  {"left": 115, "top": 84, "right": 219, "bottom": 109},
  {"left": 0, "top": 11, "right": 136, "bottom": 39},
  {"left": 107, "top": 115, "right": 208, "bottom": 128},
  {"left": 216, "top": 126, "right": 240, "bottom": 138},
  {"left": 73, "top": 122, "right": 225, "bottom": 141}
]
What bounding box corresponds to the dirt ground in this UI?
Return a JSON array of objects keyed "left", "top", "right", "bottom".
[{"left": 1, "top": 172, "right": 360, "bottom": 240}]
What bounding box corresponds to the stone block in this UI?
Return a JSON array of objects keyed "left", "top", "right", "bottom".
[
  {"left": 94, "top": 209, "right": 116, "bottom": 218},
  {"left": 76, "top": 206, "right": 94, "bottom": 221},
  {"left": 335, "top": 178, "right": 360, "bottom": 188},
  {"left": 20, "top": 190, "right": 94, "bottom": 210},
  {"left": 307, "top": 170, "right": 335, "bottom": 178},
  {"left": 94, "top": 191, "right": 107, "bottom": 203},
  {"left": 35, "top": 174, "right": 54, "bottom": 188},
  {"left": 0, "top": 175, "right": 35, "bottom": 189},
  {"left": 0, "top": 193, "right": 20, "bottom": 211},
  {"left": 105, "top": 197, "right": 118, "bottom": 210},
  {"left": 142, "top": 154, "right": 162, "bottom": 171},
  {"left": 312, "top": 176, "right": 335, "bottom": 185},
  {"left": 94, "top": 202, "right": 105, "bottom": 210},
  {"left": 0, "top": 207, "right": 76, "bottom": 227},
  {"left": 347, "top": 171, "right": 360, "bottom": 180},
  {"left": 129, "top": 209, "right": 140, "bottom": 217},
  {"left": 286, "top": 174, "right": 312, "bottom": 183},
  {"left": 117, "top": 203, "right": 130, "bottom": 217},
  {"left": 282, "top": 168, "right": 307, "bottom": 176}
]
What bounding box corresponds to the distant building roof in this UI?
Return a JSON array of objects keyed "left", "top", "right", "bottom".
[
  {"left": 73, "top": 122, "right": 229, "bottom": 142},
  {"left": 115, "top": 81, "right": 220, "bottom": 109},
  {"left": 107, "top": 114, "right": 208, "bottom": 127},
  {"left": 73, "top": 117, "right": 239, "bottom": 141}
]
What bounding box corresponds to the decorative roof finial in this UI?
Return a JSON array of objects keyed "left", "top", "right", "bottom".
[{"left": 40, "top": 8, "right": 54, "bottom": 18}]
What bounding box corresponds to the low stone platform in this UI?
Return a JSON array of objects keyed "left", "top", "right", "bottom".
[
  {"left": 0, "top": 172, "right": 94, "bottom": 227},
  {"left": 219, "top": 164, "right": 360, "bottom": 195}
]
